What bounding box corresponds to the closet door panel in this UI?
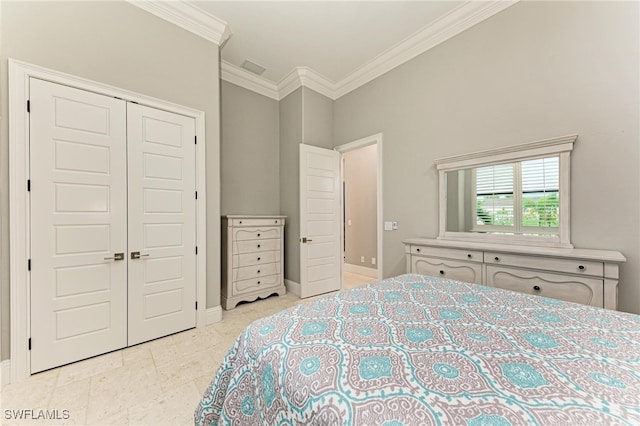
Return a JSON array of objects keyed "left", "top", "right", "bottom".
[
  {"left": 127, "top": 104, "right": 196, "bottom": 345},
  {"left": 30, "top": 78, "right": 127, "bottom": 373}
]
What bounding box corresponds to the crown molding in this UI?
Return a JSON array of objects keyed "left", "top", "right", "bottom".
[
  {"left": 277, "top": 67, "right": 336, "bottom": 100},
  {"left": 334, "top": 0, "right": 518, "bottom": 98},
  {"left": 221, "top": 60, "right": 280, "bottom": 100},
  {"left": 219, "top": 0, "right": 518, "bottom": 101},
  {"left": 127, "top": 0, "right": 231, "bottom": 46}
]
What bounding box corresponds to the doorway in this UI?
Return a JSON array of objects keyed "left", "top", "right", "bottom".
[
  {"left": 335, "top": 134, "right": 383, "bottom": 290},
  {"left": 9, "top": 60, "right": 208, "bottom": 381}
]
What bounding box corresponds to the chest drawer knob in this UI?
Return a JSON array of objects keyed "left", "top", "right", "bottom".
[
  {"left": 257, "top": 257, "right": 261, "bottom": 261},
  {"left": 416, "top": 248, "right": 421, "bottom": 252},
  {"left": 439, "top": 270, "right": 445, "bottom": 275},
  {"left": 257, "top": 269, "right": 261, "bottom": 274},
  {"left": 467, "top": 254, "right": 472, "bottom": 258},
  {"left": 257, "top": 280, "right": 261, "bottom": 285},
  {"left": 533, "top": 285, "right": 541, "bottom": 291},
  {"left": 257, "top": 233, "right": 261, "bottom": 237},
  {"left": 257, "top": 244, "right": 261, "bottom": 248},
  {"left": 494, "top": 256, "right": 500, "bottom": 262},
  {"left": 578, "top": 265, "right": 585, "bottom": 271}
]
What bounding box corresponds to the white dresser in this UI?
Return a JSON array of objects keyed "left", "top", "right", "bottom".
[
  {"left": 403, "top": 238, "right": 626, "bottom": 310},
  {"left": 222, "top": 215, "right": 286, "bottom": 310}
]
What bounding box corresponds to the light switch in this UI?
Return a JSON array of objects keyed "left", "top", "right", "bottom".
[
  {"left": 347, "top": 219, "right": 352, "bottom": 226},
  {"left": 384, "top": 221, "right": 393, "bottom": 231}
]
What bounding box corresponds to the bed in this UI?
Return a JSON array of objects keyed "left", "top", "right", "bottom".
[{"left": 195, "top": 273, "right": 640, "bottom": 425}]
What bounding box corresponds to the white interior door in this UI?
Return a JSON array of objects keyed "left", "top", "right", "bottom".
[
  {"left": 30, "top": 78, "right": 127, "bottom": 373},
  {"left": 127, "top": 104, "right": 196, "bottom": 345},
  {"left": 299, "top": 144, "right": 341, "bottom": 298}
]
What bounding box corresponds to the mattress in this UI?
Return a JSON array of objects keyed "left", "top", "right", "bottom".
[{"left": 195, "top": 273, "right": 640, "bottom": 425}]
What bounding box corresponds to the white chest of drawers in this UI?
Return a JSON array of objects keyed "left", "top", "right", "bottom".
[
  {"left": 404, "top": 238, "right": 626, "bottom": 310},
  {"left": 222, "top": 215, "right": 286, "bottom": 310}
]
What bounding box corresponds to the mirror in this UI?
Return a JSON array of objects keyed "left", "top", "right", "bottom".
[
  {"left": 436, "top": 135, "right": 576, "bottom": 248},
  {"left": 445, "top": 157, "right": 559, "bottom": 236}
]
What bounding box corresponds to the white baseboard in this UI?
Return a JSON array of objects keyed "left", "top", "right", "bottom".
[
  {"left": 344, "top": 263, "right": 378, "bottom": 278},
  {"left": 285, "top": 279, "right": 301, "bottom": 297},
  {"left": 1, "top": 359, "right": 11, "bottom": 388},
  {"left": 206, "top": 305, "right": 223, "bottom": 325}
]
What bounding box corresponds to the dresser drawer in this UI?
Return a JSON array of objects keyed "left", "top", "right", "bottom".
[
  {"left": 233, "top": 274, "right": 281, "bottom": 296},
  {"left": 231, "top": 218, "right": 283, "bottom": 227},
  {"left": 233, "top": 262, "right": 279, "bottom": 281},
  {"left": 412, "top": 256, "right": 482, "bottom": 284},
  {"left": 411, "top": 245, "right": 483, "bottom": 262},
  {"left": 233, "top": 238, "right": 280, "bottom": 254},
  {"left": 233, "top": 227, "right": 280, "bottom": 242},
  {"left": 486, "top": 265, "right": 603, "bottom": 307},
  {"left": 485, "top": 252, "right": 604, "bottom": 277},
  {"left": 233, "top": 251, "right": 279, "bottom": 268}
]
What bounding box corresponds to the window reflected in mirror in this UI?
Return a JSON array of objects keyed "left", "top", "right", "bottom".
[{"left": 446, "top": 155, "right": 560, "bottom": 237}]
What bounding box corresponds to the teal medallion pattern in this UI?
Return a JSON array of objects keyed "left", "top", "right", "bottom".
[{"left": 195, "top": 274, "right": 640, "bottom": 426}]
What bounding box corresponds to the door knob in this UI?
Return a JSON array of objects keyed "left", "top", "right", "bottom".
[
  {"left": 131, "top": 251, "right": 150, "bottom": 259},
  {"left": 104, "top": 252, "right": 124, "bottom": 261},
  {"left": 301, "top": 237, "right": 313, "bottom": 243}
]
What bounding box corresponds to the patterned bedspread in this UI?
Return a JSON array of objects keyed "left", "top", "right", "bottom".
[{"left": 195, "top": 274, "right": 640, "bottom": 425}]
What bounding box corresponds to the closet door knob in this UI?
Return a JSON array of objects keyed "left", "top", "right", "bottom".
[{"left": 104, "top": 252, "right": 124, "bottom": 261}]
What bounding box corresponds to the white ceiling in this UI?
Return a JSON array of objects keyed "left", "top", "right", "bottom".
[
  {"left": 133, "top": 1, "right": 516, "bottom": 99},
  {"left": 193, "top": 1, "right": 464, "bottom": 84}
]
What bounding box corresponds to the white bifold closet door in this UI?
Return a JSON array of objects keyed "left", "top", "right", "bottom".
[
  {"left": 29, "top": 79, "right": 196, "bottom": 373},
  {"left": 127, "top": 103, "right": 196, "bottom": 346}
]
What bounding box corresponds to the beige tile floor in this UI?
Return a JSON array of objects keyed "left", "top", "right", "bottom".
[{"left": 0, "top": 271, "right": 377, "bottom": 426}]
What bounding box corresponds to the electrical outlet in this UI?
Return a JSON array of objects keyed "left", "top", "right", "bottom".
[
  {"left": 372, "top": 257, "right": 376, "bottom": 265},
  {"left": 360, "top": 256, "right": 365, "bottom": 263}
]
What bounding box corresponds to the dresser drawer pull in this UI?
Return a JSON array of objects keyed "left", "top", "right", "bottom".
[
  {"left": 257, "top": 244, "right": 261, "bottom": 248},
  {"left": 257, "top": 280, "right": 261, "bottom": 285},
  {"left": 257, "top": 270, "right": 261, "bottom": 274},
  {"left": 578, "top": 265, "right": 585, "bottom": 271},
  {"left": 416, "top": 248, "right": 421, "bottom": 252},
  {"left": 439, "top": 270, "right": 445, "bottom": 275},
  {"left": 533, "top": 285, "right": 541, "bottom": 291},
  {"left": 257, "top": 233, "right": 261, "bottom": 237},
  {"left": 239, "top": 220, "right": 243, "bottom": 224},
  {"left": 275, "top": 220, "right": 278, "bottom": 224},
  {"left": 467, "top": 254, "right": 472, "bottom": 258},
  {"left": 257, "top": 257, "right": 261, "bottom": 261},
  {"left": 494, "top": 256, "right": 500, "bottom": 262}
]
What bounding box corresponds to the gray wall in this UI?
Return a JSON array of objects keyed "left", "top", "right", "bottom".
[
  {"left": 0, "top": 0, "right": 221, "bottom": 360},
  {"left": 333, "top": 1, "right": 640, "bottom": 314},
  {"left": 344, "top": 144, "right": 378, "bottom": 269},
  {"left": 279, "top": 89, "right": 303, "bottom": 283},
  {"left": 221, "top": 81, "right": 280, "bottom": 215}
]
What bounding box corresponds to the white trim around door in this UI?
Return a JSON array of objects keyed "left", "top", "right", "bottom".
[
  {"left": 335, "top": 133, "right": 384, "bottom": 283},
  {"left": 8, "top": 59, "right": 210, "bottom": 383}
]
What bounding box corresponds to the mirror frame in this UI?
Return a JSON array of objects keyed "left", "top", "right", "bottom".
[{"left": 435, "top": 134, "right": 577, "bottom": 248}]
